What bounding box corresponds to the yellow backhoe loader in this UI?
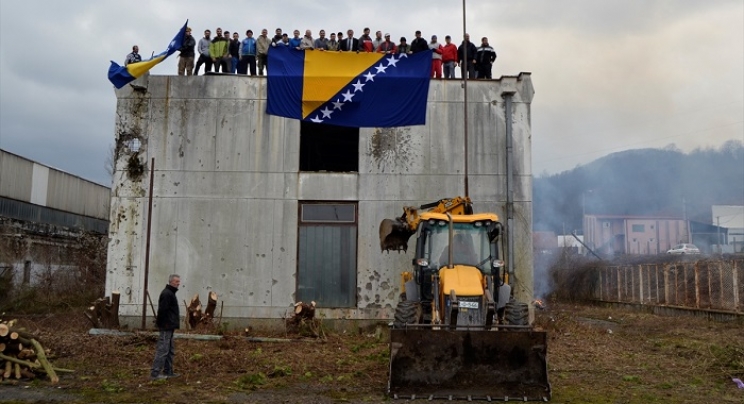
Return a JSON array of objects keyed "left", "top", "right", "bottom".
[{"left": 380, "top": 197, "right": 551, "bottom": 401}]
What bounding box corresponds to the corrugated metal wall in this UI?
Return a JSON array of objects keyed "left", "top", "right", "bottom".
[{"left": 0, "top": 149, "right": 110, "bottom": 221}]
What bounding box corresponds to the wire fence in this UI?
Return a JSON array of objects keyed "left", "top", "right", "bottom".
[{"left": 596, "top": 260, "right": 743, "bottom": 313}]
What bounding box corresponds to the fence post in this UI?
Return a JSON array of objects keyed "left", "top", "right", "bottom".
[
  {"left": 733, "top": 261, "right": 740, "bottom": 313},
  {"left": 617, "top": 267, "right": 621, "bottom": 302},
  {"left": 694, "top": 263, "right": 700, "bottom": 308},
  {"left": 638, "top": 265, "right": 643, "bottom": 304},
  {"left": 664, "top": 265, "right": 670, "bottom": 305},
  {"left": 718, "top": 262, "right": 724, "bottom": 310}
]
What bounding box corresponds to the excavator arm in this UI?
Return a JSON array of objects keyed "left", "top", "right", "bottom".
[{"left": 379, "top": 196, "right": 473, "bottom": 253}]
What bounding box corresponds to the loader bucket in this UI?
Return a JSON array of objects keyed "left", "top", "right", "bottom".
[
  {"left": 379, "top": 218, "right": 416, "bottom": 252},
  {"left": 389, "top": 329, "right": 551, "bottom": 401}
]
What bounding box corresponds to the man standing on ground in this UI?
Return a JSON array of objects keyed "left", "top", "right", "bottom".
[
  {"left": 125, "top": 45, "right": 141, "bottom": 66},
  {"left": 429, "top": 35, "right": 443, "bottom": 79},
  {"left": 441, "top": 35, "right": 458, "bottom": 79},
  {"left": 475, "top": 37, "right": 497, "bottom": 79},
  {"left": 256, "top": 29, "right": 270, "bottom": 75},
  {"left": 238, "top": 30, "right": 257, "bottom": 75},
  {"left": 177, "top": 28, "right": 196, "bottom": 76},
  {"left": 150, "top": 274, "right": 181, "bottom": 380},
  {"left": 457, "top": 33, "right": 477, "bottom": 79},
  {"left": 193, "top": 29, "right": 212, "bottom": 75}
]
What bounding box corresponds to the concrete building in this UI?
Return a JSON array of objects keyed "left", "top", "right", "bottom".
[
  {"left": 711, "top": 205, "right": 744, "bottom": 253},
  {"left": 106, "top": 74, "right": 535, "bottom": 328},
  {"left": 0, "top": 149, "right": 110, "bottom": 286},
  {"left": 584, "top": 214, "right": 689, "bottom": 256}
]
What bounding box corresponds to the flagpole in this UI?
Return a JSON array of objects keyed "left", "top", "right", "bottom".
[{"left": 462, "top": 0, "right": 469, "bottom": 198}]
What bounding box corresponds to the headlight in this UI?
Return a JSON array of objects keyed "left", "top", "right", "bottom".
[
  {"left": 492, "top": 260, "right": 505, "bottom": 268},
  {"left": 416, "top": 258, "right": 429, "bottom": 267}
]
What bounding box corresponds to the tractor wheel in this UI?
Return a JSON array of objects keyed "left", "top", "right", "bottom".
[
  {"left": 504, "top": 299, "right": 529, "bottom": 326},
  {"left": 392, "top": 300, "right": 422, "bottom": 329}
]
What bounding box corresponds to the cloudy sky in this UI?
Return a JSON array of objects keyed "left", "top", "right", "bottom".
[{"left": 1, "top": 0, "right": 742, "bottom": 186}]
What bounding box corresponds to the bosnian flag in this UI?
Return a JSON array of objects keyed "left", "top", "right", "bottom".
[
  {"left": 108, "top": 20, "right": 188, "bottom": 89},
  {"left": 267, "top": 46, "right": 431, "bottom": 128}
]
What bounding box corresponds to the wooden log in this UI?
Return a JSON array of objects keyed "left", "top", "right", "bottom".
[
  {"left": 204, "top": 291, "right": 218, "bottom": 319},
  {"left": 0, "top": 323, "right": 8, "bottom": 338},
  {"left": 3, "top": 360, "right": 10, "bottom": 379},
  {"left": 96, "top": 298, "right": 110, "bottom": 329},
  {"left": 17, "top": 349, "right": 35, "bottom": 360},
  {"left": 13, "top": 363, "right": 20, "bottom": 379},
  {"left": 110, "top": 291, "right": 121, "bottom": 328},
  {"left": 9, "top": 332, "right": 18, "bottom": 341},
  {"left": 0, "top": 342, "right": 5, "bottom": 352},
  {"left": 84, "top": 308, "right": 101, "bottom": 328},
  {"left": 19, "top": 368, "right": 35, "bottom": 380},
  {"left": 293, "top": 301, "right": 317, "bottom": 319},
  {"left": 182, "top": 300, "right": 189, "bottom": 330},
  {"left": 0, "top": 353, "right": 73, "bottom": 374},
  {"left": 187, "top": 294, "right": 202, "bottom": 329},
  {"left": 28, "top": 339, "right": 58, "bottom": 384}
]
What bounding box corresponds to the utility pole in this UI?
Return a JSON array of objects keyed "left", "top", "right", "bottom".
[
  {"left": 461, "top": 0, "right": 469, "bottom": 198},
  {"left": 716, "top": 216, "right": 721, "bottom": 254}
]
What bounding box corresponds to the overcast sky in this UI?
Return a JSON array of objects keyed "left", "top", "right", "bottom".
[{"left": 1, "top": 0, "right": 742, "bottom": 186}]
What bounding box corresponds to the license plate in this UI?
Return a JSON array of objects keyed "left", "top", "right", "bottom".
[{"left": 460, "top": 301, "right": 479, "bottom": 309}]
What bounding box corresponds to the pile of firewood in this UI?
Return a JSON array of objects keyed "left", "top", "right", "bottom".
[
  {"left": 0, "top": 320, "right": 70, "bottom": 384},
  {"left": 84, "top": 291, "right": 121, "bottom": 329},
  {"left": 184, "top": 291, "right": 219, "bottom": 329}
]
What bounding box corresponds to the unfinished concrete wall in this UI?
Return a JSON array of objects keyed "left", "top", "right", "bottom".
[{"left": 106, "top": 73, "right": 534, "bottom": 326}]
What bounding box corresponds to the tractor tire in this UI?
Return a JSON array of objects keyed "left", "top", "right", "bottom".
[
  {"left": 392, "top": 300, "right": 422, "bottom": 329},
  {"left": 504, "top": 299, "right": 529, "bottom": 326}
]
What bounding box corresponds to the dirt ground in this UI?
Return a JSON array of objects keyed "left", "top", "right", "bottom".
[{"left": 1, "top": 301, "right": 743, "bottom": 404}]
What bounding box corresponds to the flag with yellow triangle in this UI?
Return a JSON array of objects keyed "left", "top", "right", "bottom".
[{"left": 267, "top": 46, "right": 431, "bottom": 128}]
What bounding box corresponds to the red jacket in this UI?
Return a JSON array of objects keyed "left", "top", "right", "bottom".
[{"left": 441, "top": 43, "right": 457, "bottom": 63}]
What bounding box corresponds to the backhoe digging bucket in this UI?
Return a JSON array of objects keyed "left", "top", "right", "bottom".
[
  {"left": 389, "top": 329, "right": 551, "bottom": 401},
  {"left": 379, "top": 218, "right": 416, "bottom": 253}
]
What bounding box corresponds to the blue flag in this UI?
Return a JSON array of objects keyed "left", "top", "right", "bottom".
[
  {"left": 267, "top": 47, "right": 432, "bottom": 128},
  {"left": 108, "top": 21, "right": 188, "bottom": 89}
]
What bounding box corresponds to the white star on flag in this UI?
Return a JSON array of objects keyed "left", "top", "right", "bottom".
[
  {"left": 386, "top": 56, "right": 399, "bottom": 67},
  {"left": 310, "top": 115, "right": 323, "bottom": 123},
  {"left": 341, "top": 89, "right": 355, "bottom": 102},
  {"left": 352, "top": 80, "right": 365, "bottom": 92},
  {"left": 320, "top": 107, "right": 333, "bottom": 118},
  {"left": 374, "top": 63, "right": 388, "bottom": 74},
  {"left": 364, "top": 72, "right": 376, "bottom": 82},
  {"left": 332, "top": 99, "right": 344, "bottom": 110}
]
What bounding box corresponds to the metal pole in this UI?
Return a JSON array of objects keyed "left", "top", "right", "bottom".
[
  {"left": 462, "top": 0, "right": 469, "bottom": 197},
  {"left": 142, "top": 157, "right": 155, "bottom": 329},
  {"left": 503, "top": 91, "right": 515, "bottom": 274}
]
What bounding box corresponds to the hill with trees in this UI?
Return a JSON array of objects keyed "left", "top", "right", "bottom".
[{"left": 533, "top": 139, "right": 743, "bottom": 234}]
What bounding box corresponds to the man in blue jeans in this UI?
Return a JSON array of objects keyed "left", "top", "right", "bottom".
[{"left": 150, "top": 274, "right": 181, "bottom": 380}]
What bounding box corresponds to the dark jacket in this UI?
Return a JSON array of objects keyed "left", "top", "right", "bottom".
[
  {"left": 229, "top": 39, "right": 240, "bottom": 57},
  {"left": 156, "top": 284, "right": 180, "bottom": 330},
  {"left": 476, "top": 44, "right": 497, "bottom": 65},
  {"left": 339, "top": 37, "right": 359, "bottom": 52},
  {"left": 179, "top": 35, "right": 196, "bottom": 58},
  {"left": 410, "top": 37, "right": 428, "bottom": 53},
  {"left": 457, "top": 41, "right": 478, "bottom": 65}
]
